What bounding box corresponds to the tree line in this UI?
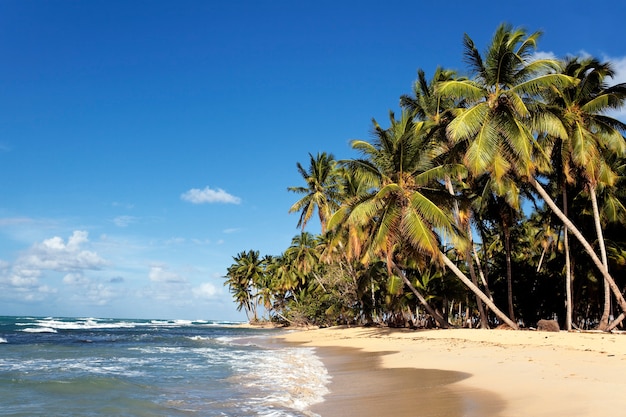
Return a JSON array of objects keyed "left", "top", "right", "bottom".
[{"left": 224, "top": 24, "right": 626, "bottom": 331}]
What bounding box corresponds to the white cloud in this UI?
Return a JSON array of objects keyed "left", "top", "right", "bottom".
[
  {"left": 191, "top": 238, "right": 211, "bottom": 245},
  {"left": 22, "top": 285, "right": 57, "bottom": 302},
  {"left": 148, "top": 265, "right": 187, "bottom": 284},
  {"left": 530, "top": 50, "right": 557, "bottom": 62},
  {"left": 112, "top": 201, "right": 135, "bottom": 209},
  {"left": 81, "top": 282, "right": 115, "bottom": 306},
  {"left": 9, "top": 267, "right": 40, "bottom": 287},
  {"left": 165, "top": 237, "right": 185, "bottom": 245},
  {"left": 61, "top": 277, "right": 117, "bottom": 306},
  {"left": 181, "top": 186, "right": 241, "bottom": 204},
  {"left": 0, "top": 231, "right": 107, "bottom": 304},
  {"left": 25, "top": 231, "right": 106, "bottom": 271},
  {"left": 193, "top": 282, "right": 218, "bottom": 299},
  {"left": 607, "top": 56, "right": 626, "bottom": 84},
  {"left": 113, "top": 215, "right": 137, "bottom": 227},
  {"left": 532, "top": 51, "right": 626, "bottom": 121},
  {"left": 602, "top": 54, "right": 626, "bottom": 121},
  {"left": 63, "top": 272, "right": 89, "bottom": 285}
]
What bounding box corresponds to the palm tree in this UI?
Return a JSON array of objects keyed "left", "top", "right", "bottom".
[
  {"left": 474, "top": 175, "right": 522, "bottom": 322},
  {"left": 288, "top": 152, "right": 341, "bottom": 234},
  {"left": 438, "top": 23, "right": 626, "bottom": 325},
  {"left": 545, "top": 57, "right": 626, "bottom": 329},
  {"left": 438, "top": 24, "right": 570, "bottom": 186},
  {"left": 330, "top": 110, "right": 517, "bottom": 329},
  {"left": 401, "top": 67, "right": 491, "bottom": 328},
  {"left": 435, "top": 25, "right": 570, "bottom": 326},
  {"left": 284, "top": 232, "right": 324, "bottom": 290},
  {"left": 225, "top": 250, "right": 264, "bottom": 321}
]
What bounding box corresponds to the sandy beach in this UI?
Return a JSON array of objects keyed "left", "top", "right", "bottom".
[{"left": 278, "top": 327, "right": 626, "bottom": 417}]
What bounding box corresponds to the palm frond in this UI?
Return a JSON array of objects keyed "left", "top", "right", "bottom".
[
  {"left": 532, "top": 109, "right": 568, "bottom": 140},
  {"left": 512, "top": 73, "right": 577, "bottom": 97},
  {"left": 582, "top": 93, "right": 626, "bottom": 114},
  {"left": 461, "top": 116, "right": 499, "bottom": 175},
  {"left": 436, "top": 80, "right": 484, "bottom": 101},
  {"left": 446, "top": 102, "right": 489, "bottom": 142},
  {"left": 462, "top": 33, "right": 486, "bottom": 80}
]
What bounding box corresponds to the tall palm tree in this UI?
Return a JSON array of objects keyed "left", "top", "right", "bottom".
[
  {"left": 288, "top": 152, "right": 341, "bottom": 234},
  {"left": 435, "top": 25, "right": 570, "bottom": 325},
  {"left": 545, "top": 57, "right": 626, "bottom": 329},
  {"left": 330, "top": 110, "right": 517, "bottom": 329},
  {"left": 401, "top": 67, "right": 492, "bottom": 328},
  {"left": 438, "top": 23, "right": 626, "bottom": 324},
  {"left": 438, "top": 24, "right": 569, "bottom": 185},
  {"left": 475, "top": 175, "right": 521, "bottom": 322}
]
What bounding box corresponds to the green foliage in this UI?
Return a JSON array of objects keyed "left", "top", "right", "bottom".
[{"left": 223, "top": 23, "right": 626, "bottom": 330}]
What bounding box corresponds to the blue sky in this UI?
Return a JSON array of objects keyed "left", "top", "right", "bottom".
[{"left": 0, "top": 1, "right": 624, "bottom": 320}]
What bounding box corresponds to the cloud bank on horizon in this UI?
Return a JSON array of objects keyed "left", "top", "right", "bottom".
[{"left": 0, "top": 229, "right": 226, "bottom": 319}]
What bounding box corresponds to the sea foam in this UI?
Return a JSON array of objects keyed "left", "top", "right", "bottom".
[{"left": 229, "top": 345, "right": 330, "bottom": 416}]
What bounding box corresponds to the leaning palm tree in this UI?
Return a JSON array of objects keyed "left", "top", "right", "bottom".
[
  {"left": 544, "top": 57, "right": 626, "bottom": 329},
  {"left": 288, "top": 152, "right": 341, "bottom": 234},
  {"left": 401, "top": 67, "right": 491, "bottom": 328},
  {"left": 438, "top": 23, "right": 626, "bottom": 324},
  {"left": 330, "top": 110, "right": 518, "bottom": 329}
]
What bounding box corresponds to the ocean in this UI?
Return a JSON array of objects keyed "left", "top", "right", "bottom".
[{"left": 0, "top": 316, "right": 330, "bottom": 417}]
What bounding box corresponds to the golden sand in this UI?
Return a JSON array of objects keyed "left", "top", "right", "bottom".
[{"left": 278, "top": 327, "right": 626, "bottom": 416}]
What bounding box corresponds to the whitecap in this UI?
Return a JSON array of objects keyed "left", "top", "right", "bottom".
[
  {"left": 34, "top": 318, "right": 136, "bottom": 330},
  {"left": 0, "top": 337, "right": 7, "bottom": 343},
  {"left": 211, "top": 320, "right": 247, "bottom": 326},
  {"left": 150, "top": 320, "right": 171, "bottom": 325},
  {"left": 187, "top": 335, "right": 213, "bottom": 341},
  {"left": 22, "top": 327, "right": 57, "bottom": 333}
]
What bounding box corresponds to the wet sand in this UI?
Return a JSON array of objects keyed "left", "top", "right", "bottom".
[
  {"left": 277, "top": 327, "right": 626, "bottom": 417},
  {"left": 310, "top": 346, "right": 503, "bottom": 417}
]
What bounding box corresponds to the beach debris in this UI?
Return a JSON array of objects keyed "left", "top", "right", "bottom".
[{"left": 537, "top": 319, "right": 560, "bottom": 332}]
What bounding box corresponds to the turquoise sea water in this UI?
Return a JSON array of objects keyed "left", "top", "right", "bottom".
[{"left": 0, "top": 317, "right": 329, "bottom": 416}]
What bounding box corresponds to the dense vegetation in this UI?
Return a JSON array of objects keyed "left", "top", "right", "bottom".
[{"left": 224, "top": 24, "right": 626, "bottom": 331}]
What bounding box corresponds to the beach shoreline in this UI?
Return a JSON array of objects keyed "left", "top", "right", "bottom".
[{"left": 277, "top": 326, "right": 626, "bottom": 417}]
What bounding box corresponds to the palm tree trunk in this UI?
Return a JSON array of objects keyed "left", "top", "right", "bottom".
[
  {"left": 440, "top": 251, "right": 518, "bottom": 329},
  {"left": 445, "top": 177, "right": 488, "bottom": 328},
  {"left": 563, "top": 188, "right": 573, "bottom": 331},
  {"left": 466, "top": 249, "right": 489, "bottom": 328},
  {"left": 503, "top": 226, "right": 516, "bottom": 322},
  {"left": 394, "top": 265, "right": 450, "bottom": 329},
  {"left": 607, "top": 312, "right": 624, "bottom": 331},
  {"left": 590, "top": 186, "right": 611, "bottom": 330},
  {"left": 529, "top": 177, "right": 626, "bottom": 318},
  {"left": 471, "top": 238, "right": 493, "bottom": 300}
]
